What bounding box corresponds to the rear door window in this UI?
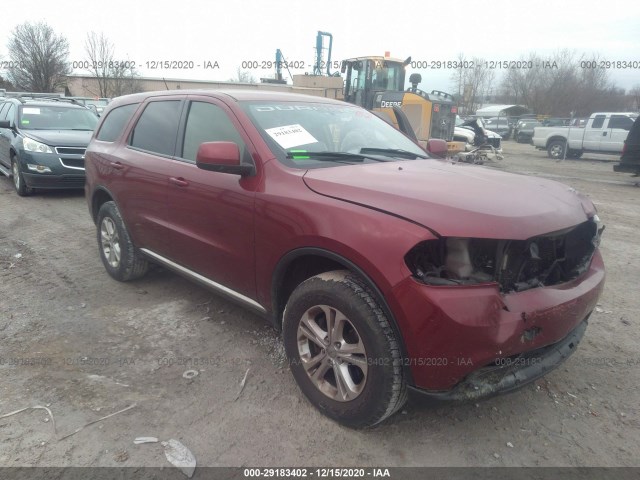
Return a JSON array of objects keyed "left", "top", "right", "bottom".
[
  {"left": 591, "top": 115, "right": 606, "bottom": 129},
  {"left": 129, "top": 100, "right": 183, "bottom": 156},
  {"left": 608, "top": 115, "right": 634, "bottom": 131}
]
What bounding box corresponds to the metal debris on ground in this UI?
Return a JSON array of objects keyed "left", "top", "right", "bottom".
[
  {"left": 162, "top": 438, "right": 197, "bottom": 478},
  {"left": 59, "top": 403, "right": 137, "bottom": 440},
  {"left": 134, "top": 436, "right": 159, "bottom": 444},
  {"left": 0, "top": 405, "right": 56, "bottom": 434},
  {"left": 182, "top": 369, "right": 199, "bottom": 380},
  {"left": 234, "top": 368, "right": 251, "bottom": 401}
]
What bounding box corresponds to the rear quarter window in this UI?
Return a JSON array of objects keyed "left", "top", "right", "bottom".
[{"left": 96, "top": 103, "right": 139, "bottom": 142}]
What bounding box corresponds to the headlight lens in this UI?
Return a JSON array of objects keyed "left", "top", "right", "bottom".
[{"left": 23, "top": 137, "right": 54, "bottom": 153}]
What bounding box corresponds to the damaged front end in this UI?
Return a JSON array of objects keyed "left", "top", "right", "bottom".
[{"left": 405, "top": 216, "right": 604, "bottom": 293}]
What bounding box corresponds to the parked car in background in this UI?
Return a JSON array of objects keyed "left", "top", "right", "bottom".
[
  {"left": 614, "top": 115, "right": 640, "bottom": 175},
  {"left": 85, "top": 90, "right": 605, "bottom": 428},
  {"left": 514, "top": 118, "right": 542, "bottom": 143},
  {"left": 541, "top": 118, "right": 570, "bottom": 127},
  {"left": 532, "top": 112, "right": 638, "bottom": 159},
  {"left": 70, "top": 97, "right": 111, "bottom": 116},
  {"left": 453, "top": 115, "right": 502, "bottom": 151},
  {"left": 0, "top": 96, "right": 99, "bottom": 195},
  {"left": 483, "top": 117, "right": 512, "bottom": 139}
]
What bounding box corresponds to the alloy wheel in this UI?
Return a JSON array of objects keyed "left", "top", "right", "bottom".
[
  {"left": 297, "top": 304, "right": 368, "bottom": 402},
  {"left": 100, "top": 217, "right": 121, "bottom": 268}
]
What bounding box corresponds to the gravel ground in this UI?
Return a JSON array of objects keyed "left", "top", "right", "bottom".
[{"left": 0, "top": 140, "right": 638, "bottom": 469}]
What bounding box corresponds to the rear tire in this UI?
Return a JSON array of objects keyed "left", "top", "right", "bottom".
[
  {"left": 96, "top": 201, "right": 148, "bottom": 282},
  {"left": 282, "top": 270, "right": 407, "bottom": 428},
  {"left": 12, "top": 157, "right": 32, "bottom": 197},
  {"left": 547, "top": 140, "right": 566, "bottom": 159}
]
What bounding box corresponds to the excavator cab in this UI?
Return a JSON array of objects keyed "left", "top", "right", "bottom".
[
  {"left": 341, "top": 56, "right": 462, "bottom": 154},
  {"left": 342, "top": 56, "right": 409, "bottom": 110}
]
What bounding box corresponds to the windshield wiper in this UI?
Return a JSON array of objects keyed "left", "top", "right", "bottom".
[
  {"left": 358, "top": 147, "right": 428, "bottom": 159},
  {"left": 286, "top": 151, "right": 374, "bottom": 162}
]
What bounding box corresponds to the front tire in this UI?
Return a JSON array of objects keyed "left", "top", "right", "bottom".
[
  {"left": 96, "top": 201, "right": 148, "bottom": 282},
  {"left": 12, "top": 157, "right": 32, "bottom": 197},
  {"left": 282, "top": 270, "right": 407, "bottom": 428}
]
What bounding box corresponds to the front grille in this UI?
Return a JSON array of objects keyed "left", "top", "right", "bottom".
[
  {"left": 59, "top": 158, "right": 85, "bottom": 169},
  {"left": 499, "top": 220, "right": 599, "bottom": 292},
  {"left": 55, "top": 147, "right": 86, "bottom": 155}
]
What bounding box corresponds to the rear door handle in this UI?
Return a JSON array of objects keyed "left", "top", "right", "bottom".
[
  {"left": 602, "top": 131, "right": 607, "bottom": 136},
  {"left": 109, "top": 161, "right": 124, "bottom": 170},
  {"left": 169, "top": 177, "right": 189, "bottom": 187}
]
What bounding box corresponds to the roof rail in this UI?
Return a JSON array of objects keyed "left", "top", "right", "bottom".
[{"left": 17, "top": 94, "right": 86, "bottom": 107}]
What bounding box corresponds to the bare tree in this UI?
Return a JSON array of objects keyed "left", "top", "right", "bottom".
[
  {"left": 83, "top": 32, "right": 140, "bottom": 97},
  {"left": 500, "top": 50, "right": 626, "bottom": 116},
  {"left": 7, "top": 22, "right": 71, "bottom": 92},
  {"left": 449, "top": 55, "right": 495, "bottom": 114},
  {"left": 629, "top": 85, "right": 640, "bottom": 111},
  {"left": 228, "top": 68, "right": 256, "bottom": 84}
]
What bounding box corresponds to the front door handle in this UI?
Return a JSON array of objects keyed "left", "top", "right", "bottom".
[
  {"left": 169, "top": 177, "right": 189, "bottom": 187},
  {"left": 109, "top": 161, "right": 124, "bottom": 170}
]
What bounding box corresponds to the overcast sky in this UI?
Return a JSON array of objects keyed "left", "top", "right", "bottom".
[{"left": 1, "top": 0, "right": 639, "bottom": 92}]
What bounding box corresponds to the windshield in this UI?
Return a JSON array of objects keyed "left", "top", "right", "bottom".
[
  {"left": 241, "top": 101, "right": 428, "bottom": 168},
  {"left": 19, "top": 105, "right": 99, "bottom": 131}
]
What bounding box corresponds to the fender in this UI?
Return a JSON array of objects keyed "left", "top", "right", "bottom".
[{"left": 271, "top": 246, "right": 415, "bottom": 385}]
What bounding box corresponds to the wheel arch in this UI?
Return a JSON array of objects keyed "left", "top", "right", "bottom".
[
  {"left": 271, "top": 247, "right": 414, "bottom": 384},
  {"left": 546, "top": 135, "right": 567, "bottom": 149},
  {"left": 91, "top": 186, "right": 116, "bottom": 224}
]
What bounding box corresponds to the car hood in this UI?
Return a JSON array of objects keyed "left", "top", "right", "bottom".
[
  {"left": 457, "top": 126, "right": 500, "bottom": 139},
  {"left": 23, "top": 130, "right": 93, "bottom": 147},
  {"left": 303, "top": 160, "right": 593, "bottom": 239}
]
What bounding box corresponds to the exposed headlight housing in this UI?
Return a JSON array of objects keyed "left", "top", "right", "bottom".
[
  {"left": 23, "top": 137, "right": 53, "bottom": 153},
  {"left": 406, "top": 219, "right": 603, "bottom": 292}
]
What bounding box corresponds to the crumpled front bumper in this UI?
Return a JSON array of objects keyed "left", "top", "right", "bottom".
[{"left": 407, "top": 319, "right": 587, "bottom": 403}]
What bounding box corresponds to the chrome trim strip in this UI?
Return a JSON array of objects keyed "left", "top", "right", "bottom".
[
  {"left": 140, "top": 248, "right": 266, "bottom": 313},
  {"left": 59, "top": 158, "right": 85, "bottom": 170}
]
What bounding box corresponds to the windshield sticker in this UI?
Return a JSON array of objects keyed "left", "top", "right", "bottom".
[
  {"left": 265, "top": 124, "right": 318, "bottom": 149},
  {"left": 23, "top": 107, "right": 41, "bottom": 115},
  {"left": 21, "top": 119, "right": 30, "bottom": 125}
]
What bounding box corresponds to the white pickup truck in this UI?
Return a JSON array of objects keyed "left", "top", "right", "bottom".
[{"left": 532, "top": 112, "right": 638, "bottom": 159}]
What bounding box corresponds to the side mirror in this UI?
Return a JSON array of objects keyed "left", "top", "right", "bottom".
[
  {"left": 0, "top": 120, "right": 12, "bottom": 129},
  {"left": 196, "top": 142, "right": 253, "bottom": 176},
  {"left": 426, "top": 138, "right": 448, "bottom": 158}
]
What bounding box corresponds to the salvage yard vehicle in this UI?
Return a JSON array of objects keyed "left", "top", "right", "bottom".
[
  {"left": 483, "top": 117, "right": 513, "bottom": 139},
  {"left": 85, "top": 90, "right": 605, "bottom": 428},
  {"left": 532, "top": 112, "right": 638, "bottom": 159},
  {"left": 0, "top": 96, "right": 99, "bottom": 196},
  {"left": 453, "top": 115, "right": 502, "bottom": 152},
  {"left": 614, "top": 115, "right": 640, "bottom": 175},
  {"left": 514, "top": 118, "right": 542, "bottom": 143}
]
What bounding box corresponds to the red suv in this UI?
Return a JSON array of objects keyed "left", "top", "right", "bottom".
[{"left": 85, "top": 90, "right": 605, "bottom": 428}]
